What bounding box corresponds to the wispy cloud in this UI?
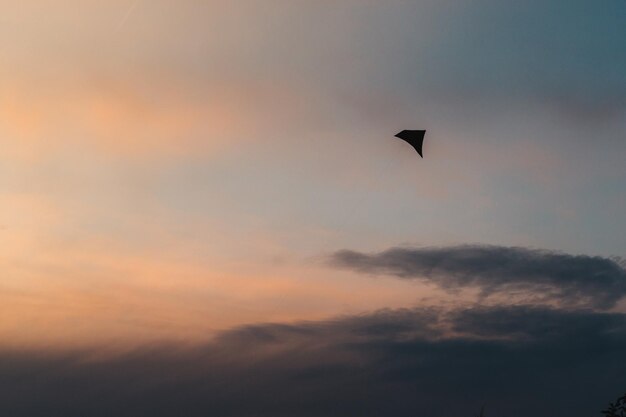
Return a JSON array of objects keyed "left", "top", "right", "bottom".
[
  {"left": 115, "top": 0, "right": 142, "bottom": 32},
  {"left": 329, "top": 245, "right": 626, "bottom": 309}
]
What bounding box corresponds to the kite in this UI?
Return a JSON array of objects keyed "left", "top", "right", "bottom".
[{"left": 395, "top": 130, "right": 426, "bottom": 158}]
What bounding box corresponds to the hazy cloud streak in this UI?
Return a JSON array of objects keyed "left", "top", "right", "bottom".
[{"left": 330, "top": 245, "right": 626, "bottom": 309}]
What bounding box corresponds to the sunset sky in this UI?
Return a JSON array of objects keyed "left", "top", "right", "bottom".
[{"left": 1, "top": 1, "right": 626, "bottom": 416}]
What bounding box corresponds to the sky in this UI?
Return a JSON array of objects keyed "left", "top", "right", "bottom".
[{"left": 1, "top": 1, "right": 625, "bottom": 416}]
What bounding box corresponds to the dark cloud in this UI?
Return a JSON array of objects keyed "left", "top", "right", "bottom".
[
  {"left": 330, "top": 245, "right": 626, "bottom": 309},
  {"left": 1, "top": 306, "right": 625, "bottom": 417}
]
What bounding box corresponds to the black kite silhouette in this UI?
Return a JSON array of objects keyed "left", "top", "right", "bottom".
[{"left": 395, "top": 130, "right": 426, "bottom": 158}]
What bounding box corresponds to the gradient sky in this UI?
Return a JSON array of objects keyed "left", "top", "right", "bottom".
[{"left": 1, "top": 1, "right": 625, "bottom": 415}]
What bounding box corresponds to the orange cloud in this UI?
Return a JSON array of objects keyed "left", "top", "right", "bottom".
[{"left": 0, "top": 191, "right": 438, "bottom": 350}]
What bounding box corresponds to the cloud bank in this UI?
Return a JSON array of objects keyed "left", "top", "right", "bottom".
[
  {"left": 330, "top": 245, "right": 626, "bottom": 309},
  {"left": 1, "top": 306, "right": 625, "bottom": 417}
]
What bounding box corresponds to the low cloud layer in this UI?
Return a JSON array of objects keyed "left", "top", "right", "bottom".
[
  {"left": 1, "top": 306, "right": 625, "bottom": 417},
  {"left": 330, "top": 245, "right": 626, "bottom": 309}
]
